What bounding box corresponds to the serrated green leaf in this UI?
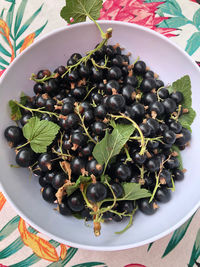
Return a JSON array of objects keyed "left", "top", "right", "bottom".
[
  {"left": 72, "top": 213, "right": 83, "bottom": 220},
  {"left": 179, "top": 108, "right": 196, "bottom": 132},
  {"left": 20, "top": 92, "right": 29, "bottom": 106},
  {"left": 9, "top": 100, "right": 22, "bottom": 121},
  {"left": 162, "top": 214, "right": 194, "bottom": 258},
  {"left": 188, "top": 228, "right": 200, "bottom": 267},
  {"left": 171, "top": 145, "right": 183, "bottom": 170},
  {"left": 121, "top": 183, "right": 151, "bottom": 201},
  {"left": 22, "top": 117, "right": 60, "bottom": 153},
  {"left": 66, "top": 176, "right": 91, "bottom": 196},
  {"left": 92, "top": 124, "right": 135, "bottom": 166},
  {"left": 60, "top": 0, "right": 103, "bottom": 24},
  {"left": 193, "top": 8, "right": 200, "bottom": 29},
  {"left": 16, "top": 4, "right": 44, "bottom": 39},
  {"left": 169, "top": 75, "right": 196, "bottom": 130},
  {"left": 14, "top": 0, "right": 28, "bottom": 36}
]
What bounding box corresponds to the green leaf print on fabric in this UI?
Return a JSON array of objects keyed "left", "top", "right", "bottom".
[
  {"left": 162, "top": 214, "right": 195, "bottom": 257},
  {"left": 188, "top": 229, "right": 200, "bottom": 267},
  {"left": 0, "top": 215, "right": 20, "bottom": 241},
  {"left": 71, "top": 262, "right": 107, "bottom": 267},
  {"left": 185, "top": 32, "right": 200, "bottom": 55}
]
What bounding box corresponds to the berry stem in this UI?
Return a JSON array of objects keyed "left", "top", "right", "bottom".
[
  {"left": 115, "top": 207, "right": 137, "bottom": 234},
  {"left": 75, "top": 105, "right": 97, "bottom": 144},
  {"left": 16, "top": 141, "right": 30, "bottom": 150},
  {"left": 110, "top": 113, "right": 146, "bottom": 155},
  {"left": 124, "top": 145, "right": 132, "bottom": 163},
  {"left": 30, "top": 73, "right": 58, "bottom": 84},
  {"left": 13, "top": 101, "right": 60, "bottom": 118}
]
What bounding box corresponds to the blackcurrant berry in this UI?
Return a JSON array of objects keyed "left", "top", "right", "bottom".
[
  {"left": 170, "top": 91, "right": 183, "bottom": 104},
  {"left": 163, "top": 130, "right": 176, "bottom": 145},
  {"left": 86, "top": 182, "right": 108, "bottom": 202},
  {"left": 107, "top": 66, "right": 122, "bottom": 80},
  {"left": 42, "top": 185, "right": 56, "bottom": 203},
  {"left": 92, "top": 121, "right": 107, "bottom": 136},
  {"left": 52, "top": 172, "right": 66, "bottom": 189},
  {"left": 163, "top": 98, "right": 177, "bottom": 114},
  {"left": 38, "top": 153, "right": 52, "bottom": 172},
  {"left": 105, "top": 80, "right": 120, "bottom": 95},
  {"left": 106, "top": 95, "right": 125, "bottom": 113},
  {"left": 67, "top": 190, "right": 85, "bottom": 212},
  {"left": 145, "top": 157, "right": 160, "bottom": 172},
  {"left": 155, "top": 187, "right": 171, "bottom": 203},
  {"left": 115, "top": 163, "right": 132, "bottom": 182},
  {"left": 134, "top": 61, "right": 146, "bottom": 74},
  {"left": 16, "top": 148, "right": 35, "bottom": 167},
  {"left": 4, "top": 126, "right": 23, "bottom": 147},
  {"left": 140, "top": 78, "right": 156, "bottom": 93},
  {"left": 158, "top": 88, "right": 169, "bottom": 99},
  {"left": 86, "top": 159, "right": 103, "bottom": 177},
  {"left": 173, "top": 169, "right": 184, "bottom": 181},
  {"left": 70, "top": 157, "right": 85, "bottom": 175},
  {"left": 138, "top": 198, "right": 158, "bottom": 215}
]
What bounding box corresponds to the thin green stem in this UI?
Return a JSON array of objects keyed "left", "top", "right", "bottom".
[
  {"left": 149, "top": 173, "right": 160, "bottom": 203},
  {"left": 83, "top": 86, "right": 96, "bottom": 101},
  {"left": 111, "top": 113, "right": 146, "bottom": 155},
  {"left": 115, "top": 208, "right": 137, "bottom": 234},
  {"left": 76, "top": 106, "right": 97, "bottom": 144},
  {"left": 30, "top": 73, "right": 57, "bottom": 83},
  {"left": 124, "top": 146, "right": 132, "bottom": 163},
  {"left": 14, "top": 101, "right": 60, "bottom": 118},
  {"left": 87, "top": 13, "right": 106, "bottom": 39},
  {"left": 16, "top": 141, "right": 30, "bottom": 150}
]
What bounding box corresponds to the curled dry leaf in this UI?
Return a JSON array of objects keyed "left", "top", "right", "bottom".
[
  {"left": 60, "top": 161, "right": 72, "bottom": 180},
  {"left": 18, "top": 218, "right": 59, "bottom": 262}
]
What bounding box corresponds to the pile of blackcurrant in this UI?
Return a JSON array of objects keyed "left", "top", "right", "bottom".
[{"left": 4, "top": 41, "right": 192, "bottom": 236}]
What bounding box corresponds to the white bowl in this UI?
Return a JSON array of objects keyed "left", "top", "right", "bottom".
[{"left": 0, "top": 21, "right": 200, "bottom": 251}]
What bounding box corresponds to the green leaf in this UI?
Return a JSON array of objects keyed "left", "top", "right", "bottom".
[
  {"left": 66, "top": 176, "right": 91, "bottom": 196},
  {"left": 162, "top": 214, "right": 194, "bottom": 258},
  {"left": 169, "top": 75, "right": 196, "bottom": 130},
  {"left": 121, "top": 183, "right": 151, "bottom": 201},
  {"left": 0, "top": 44, "right": 11, "bottom": 57},
  {"left": 93, "top": 124, "right": 135, "bottom": 166},
  {"left": 193, "top": 8, "right": 200, "bottom": 30},
  {"left": 158, "top": 17, "right": 189, "bottom": 28},
  {"left": 22, "top": 117, "right": 60, "bottom": 153},
  {"left": 60, "top": 0, "right": 103, "bottom": 24},
  {"left": 14, "top": 0, "right": 28, "bottom": 36},
  {"left": 20, "top": 92, "right": 29, "bottom": 105},
  {"left": 72, "top": 213, "right": 83, "bottom": 219},
  {"left": 185, "top": 32, "right": 200, "bottom": 56},
  {"left": 0, "top": 56, "right": 9, "bottom": 66},
  {"left": 16, "top": 4, "right": 44, "bottom": 39},
  {"left": 0, "top": 216, "right": 20, "bottom": 241},
  {"left": 6, "top": 2, "right": 15, "bottom": 37},
  {"left": 9, "top": 100, "right": 22, "bottom": 121},
  {"left": 71, "top": 262, "right": 106, "bottom": 267},
  {"left": 188, "top": 228, "right": 200, "bottom": 267},
  {"left": 171, "top": 145, "right": 183, "bottom": 170}
]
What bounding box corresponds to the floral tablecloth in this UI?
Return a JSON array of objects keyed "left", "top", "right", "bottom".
[{"left": 0, "top": 0, "right": 200, "bottom": 266}]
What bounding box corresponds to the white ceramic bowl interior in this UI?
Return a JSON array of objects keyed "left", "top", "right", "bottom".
[{"left": 0, "top": 21, "right": 200, "bottom": 251}]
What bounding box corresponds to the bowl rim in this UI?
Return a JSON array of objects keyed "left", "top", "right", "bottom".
[{"left": 1, "top": 20, "right": 200, "bottom": 251}]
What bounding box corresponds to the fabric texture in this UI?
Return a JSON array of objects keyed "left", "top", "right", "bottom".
[{"left": 0, "top": 0, "right": 200, "bottom": 266}]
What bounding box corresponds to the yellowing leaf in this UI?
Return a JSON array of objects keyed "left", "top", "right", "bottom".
[
  {"left": 20, "top": 32, "right": 35, "bottom": 53},
  {"left": 0, "top": 19, "right": 14, "bottom": 62},
  {"left": 60, "top": 244, "right": 67, "bottom": 260},
  {"left": 0, "top": 192, "right": 6, "bottom": 211},
  {"left": 18, "top": 218, "right": 59, "bottom": 262}
]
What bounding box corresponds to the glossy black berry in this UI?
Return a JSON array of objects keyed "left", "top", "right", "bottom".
[
  {"left": 45, "top": 171, "right": 56, "bottom": 183},
  {"left": 165, "top": 156, "right": 180, "bottom": 169},
  {"left": 144, "top": 70, "right": 154, "bottom": 79},
  {"left": 170, "top": 91, "right": 183, "bottom": 104},
  {"left": 155, "top": 187, "right": 171, "bottom": 203},
  {"left": 106, "top": 95, "right": 125, "bottom": 113},
  {"left": 91, "top": 93, "right": 103, "bottom": 105},
  {"left": 80, "top": 143, "right": 95, "bottom": 157},
  {"left": 173, "top": 169, "right": 184, "bottom": 181},
  {"left": 163, "top": 130, "right": 176, "bottom": 144},
  {"left": 115, "top": 163, "right": 132, "bottom": 182},
  {"left": 163, "top": 98, "right": 177, "bottom": 114},
  {"left": 79, "top": 63, "right": 91, "bottom": 78},
  {"left": 71, "top": 132, "right": 87, "bottom": 146},
  {"left": 145, "top": 157, "right": 160, "bottom": 172},
  {"left": 33, "top": 83, "right": 44, "bottom": 94},
  {"left": 122, "top": 85, "right": 135, "bottom": 104},
  {"left": 149, "top": 101, "right": 164, "bottom": 117},
  {"left": 175, "top": 128, "right": 191, "bottom": 146},
  {"left": 142, "top": 92, "right": 157, "bottom": 105},
  {"left": 138, "top": 198, "right": 158, "bottom": 215},
  {"left": 91, "top": 66, "right": 103, "bottom": 82},
  {"left": 110, "top": 182, "right": 124, "bottom": 198},
  {"left": 86, "top": 159, "right": 103, "bottom": 177},
  {"left": 16, "top": 148, "right": 34, "bottom": 167},
  {"left": 133, "top": 152, "right": 147, "bottom": 165},
  {"left": 169, "top": 121, "right": 182, "bottom": 134},
  {"left": 71, "top": 157, "right": 85, "bottom": 175},
  {"left": 159, "top": 169, "right": 172, "bottom": 186},
  {"left": 134, "top": 61, "right": 146, "bottom": 74},
  {"left": 124, "top": 76, "right": 138, "bottom": 87},
  {"left": 66, "top": 113, "right": 79, "bottom": 129},
  {"left": 61, "top": 102, "right": 74, "bottom": 115},
  {"left": 45, "top": 98, "right": 56, "bottom": 112},
  {"left": 4, "top": 126, "right": 23, "bottom": 147},
  {"left": 59, "top": 200, "right": 72, "bottom": 216},
  {"left": 35, "top": 95, "right": 46, "bottom": 108},
  {"left": 36, "top": 69, "right": 51, "bottom": 79},
  {"left": 42, "top": 185, "right": 56, "bottom": 203},
  {"left": 118, "top": 201, "right": 134, "bottom": 214},
  {"left": 38, "top": 153, "right": 52, "bottom": 172},
  {"left": 155, "top": 79, "right": 164, "bottom": 89},
  {"left": 94, "top": 104, "right": 106, "bottom": 119},
  {"left": 72, "top": 87, "right": 86, "bottom": 101},
  {"left": 67, "top": 190, "right": 85, "bottom": 212},
  {"left": 158, "top": 88, "right": 169, "bottom": 99},
  {"left": 107, "top": 66, "right": 122, "bottom": 80},
  {"left": 52, "top": 172, "right": 66, "bottom": 189},
  {"left": 83, "top": 109, "right": 94, "bottom": 124},
  {"left": 139, "top": 123, "right": 151, "bottom": 137},
  {"left": 146, "top": 118, "right": 159, "bottom": 135},
  {"left": 86, "top": 182, "right": 108, "bottom": 202},
  {"left": 92, "top": 121, "right": 107, "bottom": 136},
  {"left": 43, "top": 79, "right": 57, "bottom": 94},
  {"left": 39, "top": 176, "right": 49, "bottom": 187},
  {"left": 140, "top": 78, "right": 156, "bottom": 93},
  {"left": 105, "top": 80, "right": 120, "bottom": 95}
]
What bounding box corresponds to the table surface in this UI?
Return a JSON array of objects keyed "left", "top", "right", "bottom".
[{"left": 0, "top": 0, "right": 200, "bottom": 266}]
